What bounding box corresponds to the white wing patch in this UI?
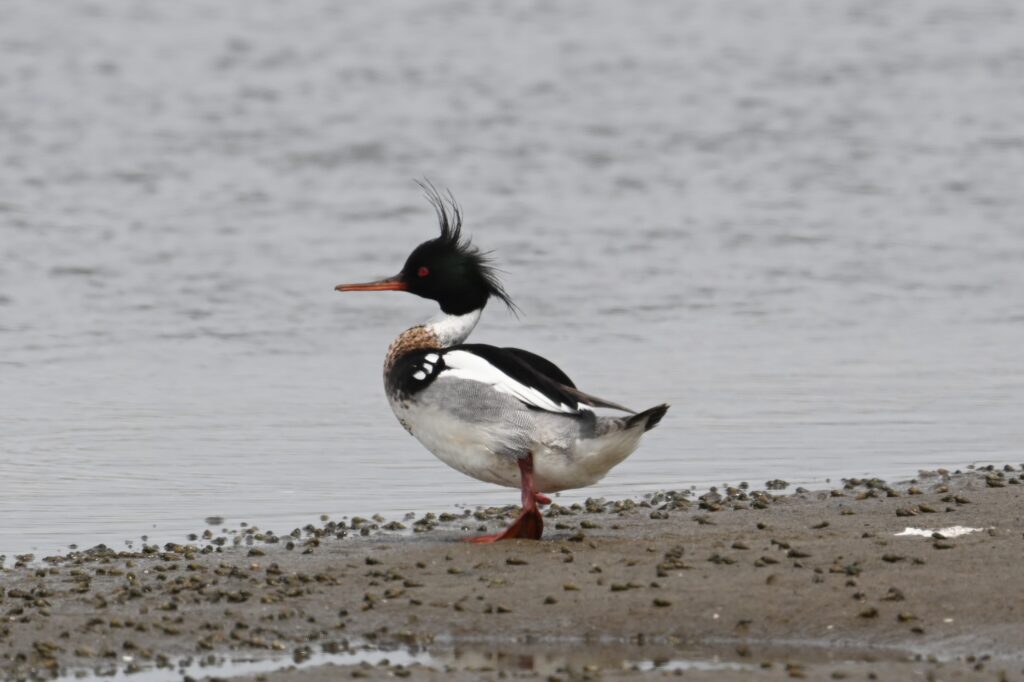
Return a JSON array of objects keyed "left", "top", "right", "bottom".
[{"left": 440, "top": 350, "right": 584, "bottom": 414}]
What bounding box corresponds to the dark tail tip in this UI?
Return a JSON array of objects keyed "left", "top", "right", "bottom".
[{"left": 627, "top": 403, "right": 669, "bottom": 432}]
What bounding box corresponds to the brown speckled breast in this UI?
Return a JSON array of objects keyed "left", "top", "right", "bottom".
[{"left": 384, "top": 325, "right": 442, "bottom": 375}]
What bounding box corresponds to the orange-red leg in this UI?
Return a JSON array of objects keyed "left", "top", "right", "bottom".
[{"left": 465, "top": 454, "right": 545, "bottom": 543}]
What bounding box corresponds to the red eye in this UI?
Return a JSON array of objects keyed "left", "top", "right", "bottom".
[{"left": 417, "top": 266, "right": 429, "bottom": 278}]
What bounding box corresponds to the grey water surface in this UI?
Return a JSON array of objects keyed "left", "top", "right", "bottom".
[{"left": 2, "top": 0, "right": 1023, "bottom": 557}]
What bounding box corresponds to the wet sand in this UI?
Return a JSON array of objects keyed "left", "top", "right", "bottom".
[{"left": 2, "top": 466, "right": 1022, "bottom": 681}]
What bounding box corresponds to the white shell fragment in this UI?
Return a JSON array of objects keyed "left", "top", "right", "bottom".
[{"left": 894, "top": 526, "right": 986, "bottom": 538}]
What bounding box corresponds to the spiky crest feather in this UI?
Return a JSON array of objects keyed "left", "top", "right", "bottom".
[{"left": 415, "top": 180, "right": 519, "bottom": 316}]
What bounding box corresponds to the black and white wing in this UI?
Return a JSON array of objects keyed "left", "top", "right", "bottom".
[{"left": 441, "top": 344, "right": 635, "bottom": 415}]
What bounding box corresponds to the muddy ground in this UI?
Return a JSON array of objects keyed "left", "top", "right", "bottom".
[{"left": 1, "top": 466, "right": 1022, "bottom": 681}]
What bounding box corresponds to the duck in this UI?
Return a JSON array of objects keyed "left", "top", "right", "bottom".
[{"left": 335, "top": 186, "right": 668, "bottom": 542}]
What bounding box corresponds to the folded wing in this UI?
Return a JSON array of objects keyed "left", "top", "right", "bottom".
[{"left": 442, "top": 344, "right": 634, "bottom": 415}]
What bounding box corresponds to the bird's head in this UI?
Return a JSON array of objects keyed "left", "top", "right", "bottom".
[{"left": 336, "top": 184, "right": 517, "bottom": 316}]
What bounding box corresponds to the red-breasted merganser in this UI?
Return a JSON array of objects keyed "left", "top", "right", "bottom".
[{"left": 335, "top": 187, "right": 668, "bottom": 542}]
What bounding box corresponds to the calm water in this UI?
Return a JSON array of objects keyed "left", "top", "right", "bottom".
[{"left": 2, "top": 0, "right": 1023, "bottom": 557}]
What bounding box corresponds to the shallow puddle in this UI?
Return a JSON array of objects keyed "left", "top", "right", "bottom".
[{"left": 53, "top": 637, "right": 911, "bottom": 682}]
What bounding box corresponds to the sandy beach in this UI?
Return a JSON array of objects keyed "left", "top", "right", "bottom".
[{"left": 2, "top": 465, "right": 1022, "bottom": 681}]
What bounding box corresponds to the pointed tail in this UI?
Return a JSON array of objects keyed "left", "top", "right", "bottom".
[{"left": 625, "top": 403, "right": 669, "bottom": 432}]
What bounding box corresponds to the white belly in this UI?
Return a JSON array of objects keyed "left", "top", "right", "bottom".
[
  {"left": 390, "top": 400, "right": 644, "bottom": 494},
  {"left": 392, "top": 400, "right": 521, "bottom": 488}
]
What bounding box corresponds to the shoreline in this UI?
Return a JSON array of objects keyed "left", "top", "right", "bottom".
[
  {"left": 0, "top": 461, "right": 993, "bottom": 562},
  {"left": 2, "top": 465, "right": 1022, "bottom": 681}
]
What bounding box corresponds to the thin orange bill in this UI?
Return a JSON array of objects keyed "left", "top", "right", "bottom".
[{"left": 334, "top": 274, "right": 407, "bottom": 292}]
